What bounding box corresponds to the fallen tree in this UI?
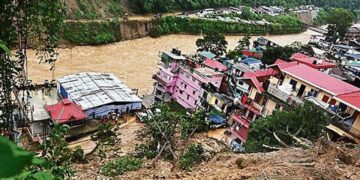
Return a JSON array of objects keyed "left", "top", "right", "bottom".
[{"left": 245, "top": 101, "right": 330, "bottom": 153}]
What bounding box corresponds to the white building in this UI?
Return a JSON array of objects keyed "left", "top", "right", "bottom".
[{"left": 57, "top": 72, "right": 143, "bottom": 117}]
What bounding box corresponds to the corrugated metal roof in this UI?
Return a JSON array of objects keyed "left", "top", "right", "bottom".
[{"left": 58, "top": 72, "right": 142, "bottom": 110}]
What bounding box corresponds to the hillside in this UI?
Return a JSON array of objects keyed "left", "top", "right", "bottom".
[
  {"left": 73, "top": 118, "right": 360, "bottom": 179},
  {"left": 65, "top": 0, "right": 360, "bottom": 18},
  {"left": 65, "top": 0, "right": 127, "bottom": 19}
]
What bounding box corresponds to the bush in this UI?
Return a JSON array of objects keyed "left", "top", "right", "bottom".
[
  {"left": 179, "top": 144, "right": 205, "bottom": 171},
  {"left": 72, "top": 146, "right": 86, "bottom": 163},
  {"left": 100, "top": 156, "right": 143, "bottom": 177},
  {"left": 150, "top": 16, "right": 305, "bottom": 38},
  {"left": 135, "top": 143, "right": 158, "bottom": 159},
  {"left": 62, "top": 20, "right": 120, "bottom": 45}
]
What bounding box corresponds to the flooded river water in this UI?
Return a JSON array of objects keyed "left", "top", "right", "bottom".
[{"left": 27, "top": 30, "right": 319, "bottom": 95}]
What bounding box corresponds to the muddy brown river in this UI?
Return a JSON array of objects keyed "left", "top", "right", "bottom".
[{"left": 27, "top": 30, "right": 319, "bottom": 95}]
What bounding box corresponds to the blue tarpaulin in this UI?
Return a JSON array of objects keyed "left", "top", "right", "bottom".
[{"left": 208, "top": 115, "right": 226, "bottom": 125}]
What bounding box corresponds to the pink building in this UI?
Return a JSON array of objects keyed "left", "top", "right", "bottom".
[{"left": 153, "top": 50, "right": 224, "bottom": 110}]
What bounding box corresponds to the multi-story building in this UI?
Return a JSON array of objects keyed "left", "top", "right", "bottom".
[
  {"left": 229, "top": 60, "right": 360, "bottom": 143},
  {"left": 153, "top": 50, "right": 224, "bottom": 110}
]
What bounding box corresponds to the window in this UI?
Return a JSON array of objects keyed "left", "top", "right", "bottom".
[
  {"left": 194, "top": 100, "right": 198, "bottom": 105},
  {"left": 180, "top": 90, "right": 183, "bottom": 94},
  {"left": 193, "top": 90, "right": 196, "bottom": 95},
  {"left": 322, "top": 95, "right": 330, "bottom": 103},
  {"left": 187, "top": 95, "right": 190, "bottom": 100},
  {"left": 238, "top": 81, "right": 244, "bottom": 86},
  {"left": 215, "top": 99, "right": 219, "bottom": 105},
  {"left": 184, "top": 84, "right": 187, "bottom": 89},
  {"left": 289, "top": 79, "right": 297, "bottom": 90}
]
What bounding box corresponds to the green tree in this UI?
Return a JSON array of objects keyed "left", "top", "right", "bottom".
[
  {"left": 142, "top": 104, "right": 180, "bottom": 161},
  {"left": 236, "top": 34, "right": 251, "bottom": 50},
  {"left": 325, "top": 8, "right": 355, "bottom": 37},
  {"left": 0, "top": 0, "right": 66, "bottom": 140},
  {"left": 196, "top": 32, "right": 228, "bottom": 56},
  {"left": 40, "top": 124, "right": 74, "bottom": 179},
  {"left": 180, "top": 108, "right": 209, "bottom": 139},
  {"left": 245, "top": 102, "right": 330, "bottom": 153},
  {"left": 261, "top": 46, "right": 296, "bottom": 65}
]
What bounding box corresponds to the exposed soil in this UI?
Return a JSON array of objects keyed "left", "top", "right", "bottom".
[
  {"left": 72, "top": 117, "right": 360, "bottom": 180},
  {"left": 27, "top": 31, "right": 319, "bottom": 96}
]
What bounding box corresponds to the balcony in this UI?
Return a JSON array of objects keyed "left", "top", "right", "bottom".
[
  {"left": 231, "top": 126, "right": 249, "bottom": 142},
  {"left": 267, "top": 83, "right": 290, "bottom": 102},
  {"left": 152, "top": 74, "right": 174, "bottom": 87},
  {"left": 242, "top": 100, "right": 262, "bottom": 115},
  {"left": 266, "top": 83, "right": 303, "bottom": 107},
  {"left": 232, "top": 114, "right": 251, "bottom": 128}
]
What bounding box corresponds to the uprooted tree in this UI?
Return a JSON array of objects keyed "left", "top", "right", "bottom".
[
  {"left": 135, "top": 104, "right": 208, "bottom": 170},
  {"left": 245, "top": 101, "right": 330, "bottom": 153}
]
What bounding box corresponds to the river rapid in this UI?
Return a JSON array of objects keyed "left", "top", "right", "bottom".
[{"left": 27, "top": 30, "right": 320, "bottom": 96}]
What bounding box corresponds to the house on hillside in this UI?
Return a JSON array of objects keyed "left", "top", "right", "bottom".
[
  {"left": 153, "top": 50, "right": 224, "bottom": 110},
  {"left": 329, "top": 91, "right": 360, "bottom": 143},
  {"left": 57, "top": 72, "right": 143, "bottom": 118},
  {"left": 229, "top": 60, "right": 360, "bottom": 143},
  {"left": 45, "top": 99, "right": 87, "bottom": 128},
  {"left": 290, "top": 53, "right": 337, "bottom": 73}
]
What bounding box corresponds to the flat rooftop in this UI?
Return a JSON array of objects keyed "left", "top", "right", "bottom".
[{"left": 18, "top": 87, "right": 59, "bottom": 122}]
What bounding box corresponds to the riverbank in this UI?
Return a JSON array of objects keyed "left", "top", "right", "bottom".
[{"left": 27, "top": 31, "right": 319, "bottom": 96}]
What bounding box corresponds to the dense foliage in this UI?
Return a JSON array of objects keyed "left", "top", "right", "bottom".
[
  {"left": 261, "top": 46, "right": 296, "bottom": 65},
  {"left": 63, "top": 20, "right": 121, "bottom": 45},
  {"left": 196, "top": 32, "right": 228, "bottom": 56},
  {"left": 180, "top": 109, "right": 209, "bottom": 138},
  {"left": 0, "top": 124, "right": 76, "bottom": 179},
  {"left": 315, "top": 8, "right": 355, "bottom": 37},
  {"left": 245, "top": 102, "right": 330, "bottom": 153},
  {"left": 179, "top": 143, "right": 205, "bottom": 170},
  {"left": 70, "top": 0, "right": 124, "bottom": 20},
  {"left": 101, "top": 156, "right": 143, "bottom": 176},
  {"left": 150, "top": 16, "right": 305, "bottom": 38},
  {"left": 39, "top": 124, "right": 75, "bottom": 179},
  {"left": 129, "top": 0, "right": 242, "bottom": 13},
  {"left": 0, "top": 0, "right": 65, "bottom": 140}
]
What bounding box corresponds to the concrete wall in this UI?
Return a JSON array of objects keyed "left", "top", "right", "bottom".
[{"left": 120, "top": 20, "right": 155, "bottom": 40}]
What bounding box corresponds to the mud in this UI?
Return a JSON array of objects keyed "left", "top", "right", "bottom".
[{"left": 27, "top": 30, "right": 319, "bottom": 96}]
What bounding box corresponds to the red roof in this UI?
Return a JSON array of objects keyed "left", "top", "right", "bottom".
[
  {"left": 283, "top": 64, "right": 360, "bottom": 95},
  {"left": 272, "top": 59, "right": 298, "bottom": 71},
  {"left": 244, "top": 69, "right": 276, "bottom": 82},
  {"left": 203, "top": 59, "right": 228, "bottom": 72},
  {"left": 290, "top": 53, "right": 336, "bottom": 69},
  {"left": 45, "top": 99, "right": 87, "bottom": 124},
  {"left": 336, "top": 91, "right": 360, "bottom": 111}
]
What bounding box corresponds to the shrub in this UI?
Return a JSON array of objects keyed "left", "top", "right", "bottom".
[
  {"left": 72, "top": 146, "right": 86, "bottom": 163},
  {"left": 100, "top": 156, "right": 143, "bottom": 177},
  {"left": 179, "top": 144, "right": 205, "bottom": 171}
]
